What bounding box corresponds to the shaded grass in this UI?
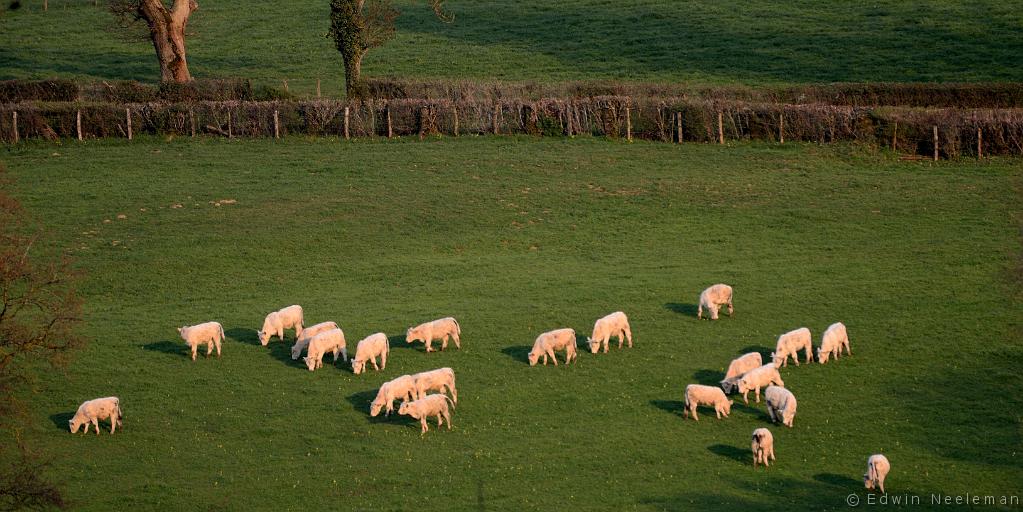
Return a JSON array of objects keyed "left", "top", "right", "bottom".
[
  {"left": 1, "top": 1, "right": 1022, "bottom": 95},
  {"left": 0, "top": 136, "right": 1021, "bottom": 510}
]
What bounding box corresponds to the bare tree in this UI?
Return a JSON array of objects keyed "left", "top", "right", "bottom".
[
  {"left": 329, "top": 0, "right": 451, "bottom": 98},
  {"left": 0, "top": 167, "right": 84, "bottom": 511},
  {"left": 110, "top": 0, "right": 199, "bottom": 82}
]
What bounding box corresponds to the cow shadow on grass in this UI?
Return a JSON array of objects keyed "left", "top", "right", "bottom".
[
  {"left": 813, "top": 473, "right": 861, "bottom": 487},
  {"left": 664, "top": 303, "right": 699, "bottom": 318},
  {"left": 692, "top": 369, "right": 723, "bottom": 386},
  {"left": 226, "top": 328, "right": 261, "bottom": 346},
  {"left": 650, "top": 400, "right": 686, "bottom": 418},
  {"left": 500, "top": 346, "right": 532, "bottom": 364},
  {"left": 265, "top": 341, "right": 308, "bottom": 369},
  {"left": 737, "top": 345, "right": 773, "bottom": 359},
  {"left": 708, "top": 444, "right": 749, "bottom": 464},
  {"left": 142, "top": 340, "right": 188, "bottom": 359},
  {"left": 345, "top": 390, "right": 418, "bottom": 428},
  {"left": 49, "top": 411, "right": 74, "bottom": 431}
]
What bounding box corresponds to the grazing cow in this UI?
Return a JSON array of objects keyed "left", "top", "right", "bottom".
[
  {"left": 683, "top": 384, "right": 732, "bottom": 421},
  {"left": 398, "top": 394, "right": 454, "bottom": 435},
  {"left": 351, "top": 332, "right": 389, "bottom": 375},
  {"left": 751, "top": 428, "right": 775, "bottom": 468},
  {"left": 528, "top": 328, "right": 578, "bottom": 366},
  {"left": 817, "top": 322, "right": 851, "bottom": 364},
  {"left": 697, "top": 284, "right": 733, "bottom": 320},
  {"left": 586, "top": 311, "right": 633, "bottom": 354},
  {"left": 291, "top": 321, "right": 340, "bottom": 360},
  {"left": 764, "top": 385, "right": 797, "bottom": 428},
  {"left": 771, "top": 327, "right": 813, "bottom": 367},
  {"left": 720, "top": 352, "right": 763, "bottom": 394},
  {"left": 302, "top": 328, "right": 348, "bottom": 371},
  {"left": 737, "top": 364, "right": 785, "bottom": 404},
  {"left": 258, "top": 305, "right": 304, "bottom": 346},
  {"left": 370, "top": 375, "right": 418, "bottom": 417},
  {"left": 864, "top": 454, "right": 891, "bottom": 493},
  {"left": 69, "top": 397, "right": 123, "bottom": 435},
  {"left": 177, "top": 321, "right": 224, "bottom": 361},
  {"left": 406, "top": 317, "right": 461, "bottom": 352},
  {"left": 411, "top": 368, "right": 457, "bottom": 404}
]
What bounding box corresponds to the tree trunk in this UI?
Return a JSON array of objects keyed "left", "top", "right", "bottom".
[
  {"left": 138, "top": 0, "right": 198, "bottom": 82},
  {"left": 343, "top": 49, "right": 365, "bottom": 98}
]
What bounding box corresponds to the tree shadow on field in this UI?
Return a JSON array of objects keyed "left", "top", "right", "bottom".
[
  {"left": 49, "top": 411, "right": 74, "bottom": 431},
  {"left": 814, "top": 473, "right": 861, "bottom": 487},
  {"left": 649, "top": 400, "right": 685, "bottom": 418},
  {"left": 692, "top": 369, "right": 723, "bottom": 386},
  {"left": 500, "top": 346, "right": 532, "bottom": 364},
  {"left": 226, "top": 328, "right": 261, "bottom": 346},
  {"left": 708, "top": 444, "right": 749, "bottom": 464},
  {"left": 142, "top": 340, "right": 188, "bottom": 359},
  {"left": 663, "top": 303, "right": 700, "bottom": 318}
]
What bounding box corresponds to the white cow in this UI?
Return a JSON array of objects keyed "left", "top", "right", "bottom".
[
  {"left": 406, "top": 317, "right": 461, "bottom": 352},
  {"left": 370, "top": 375, "right": 418, "bottom": 417},
  {"left": 351, "top": 332, "right": 389, "bottom": 375},
  {"left": 751, "top": 428, "right": 775, "bottom": 468},
  {"left": 864, "top": 454, "right": 891, "bottom": 493},
  {"left": 586, "top": 311, "right": 633, "bottom": 354},
  {"left": 69, "top": 397, "right": 123, "bottom": 435},
  {"left": 258, "top": 304, "right": 304, "bottom": 346},
  {"left": 291, "top": 321, "right": 340, "bottom": 360},
  {"left": 772, "top": 327, "right": 813, "bottom": 367},
  {"left": 528, "top": 328, "right": 577, "bottom": 366},
  {"left": 177, "top": 321, "right": 224, "bottom": 361},
  {"left": 398, "top": 394, "right": 454, "bottom": 435},
  {"left": 737, "top": 364, "right": 785, "bottom": 404},
  {"left": 817, "top": 322, "right": 851, "bottom": 364},
  {"left": 764, "top": 385, "right": 797, "bottom": 428},
  {"left": 720, "top": 352, "right": 763, "bottom": 394},
  {"left": 697, "top": 284, "right": 733, "bottom": 320},
  {"left": 302, "top": 328, "right": 348, "bottom": 371}
]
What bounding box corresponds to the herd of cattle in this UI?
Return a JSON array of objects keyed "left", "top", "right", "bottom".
[{"left": 67, "top": 283, "right": 890, "bottom": 494}]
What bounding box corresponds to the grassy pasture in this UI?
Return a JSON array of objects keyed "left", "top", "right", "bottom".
[
  {"left": 2, "top": 136, "right": 1020, "bottom": 510},
  {"left": 2, "top": 1, "right": 1023, "bottom": 96}
]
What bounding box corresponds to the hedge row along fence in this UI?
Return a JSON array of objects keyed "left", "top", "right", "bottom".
[
  {"left": 4, "top": 78, "right": 1023, "bottom": 108},
  {"left": 2, "top": 98, "right": 1022, "bottom": 157}
]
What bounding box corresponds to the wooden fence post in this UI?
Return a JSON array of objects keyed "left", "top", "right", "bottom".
[
  {"left": 418, "top": 106, "right": 427, "bottom": 140},
  {"left": 386, "top": 105, "right": 392, "bottom": 138},
  {"left": 933, "top": 126, "right": 938, "bottom": 161},
  {"left": 779, "top": 112, "right": 784, "bottom": 144},
  {"left": 977, "top": 127, "right": 982, "bottom": 159},
  {"left": 11, "top": 112, "right": 17, "bottom": 144},
  {"left": 565, "top": 104, "right": 573, "bottom": 136},
  {"left": 718, "top": 111, "right": 724, "bottom": 144},
  {"left": 273, "top": 110, "right": 280, "bottom": 139},
  {"left": 453, "top": 107, "right": 459, "bottom": 137},
  {"left": 126, "top": 107, "right": 132, "bottom": 140},
  {"left": 626, "top": 106, "right": 632, "bottom": 142},
  {"left": 316, "top": 79, "right": 321, "bottom": 98},
  {"left": 76, "top": 109, "right": 83, "bottom": 141},
  {"left": 892, "top": 121, "right": 897, "bottom": 152},
  {"left": 343, "top": 106, "right": 350, "bottom": 140},
  {"left": 283, "top": 79, "right": 288, "bottom": 92},
  {"left": 189, "top": 108, "right": 195, "bottom": 138},
  {"left": 676, "top": 111, "right": 682, "bottom": 144},
  {"left": 227, "top": 111, "right": 232, "bottom": 139},
  {"left": 493, "top": 103, "right": 500, "bottom": 135},
  {"left": 43, "top": 0, "right": 47, "bottom": 11}
]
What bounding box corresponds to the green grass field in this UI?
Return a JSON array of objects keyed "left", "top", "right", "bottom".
[
  {"left": 2, "top": 137, "right": 1021, "bottom": 510},
  {"left": 3, "top": 0, "right": 1023, "bottom": 96}
]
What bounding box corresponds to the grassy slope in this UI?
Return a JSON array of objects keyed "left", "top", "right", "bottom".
[
  {"left": 2, "top": 1, "right": 1023, "bottom": 96},
  {"left": 2, "top": 137, "right": 1020, "bottom": 510}
]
